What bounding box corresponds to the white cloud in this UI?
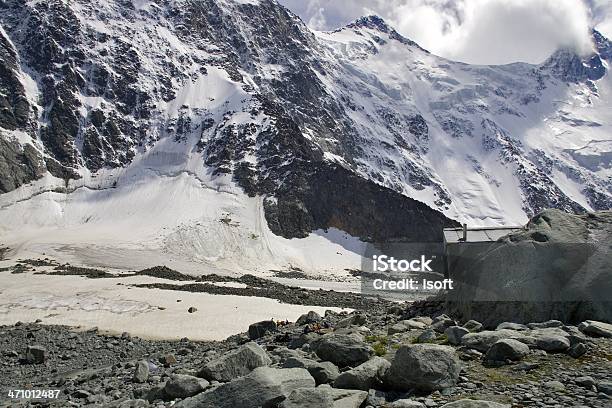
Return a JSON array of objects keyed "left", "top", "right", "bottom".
[
  {"left": 590, "top": 0, "right": 612, "bottom": 37},
  {"left": 278, "top": 0, "right": 598, "bottom": 65}
]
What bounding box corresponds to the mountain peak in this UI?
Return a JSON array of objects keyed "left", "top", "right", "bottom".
[
  {"left": 344, "top": 15, "right": 426, "bottom": 51},
  {"left": 592, "top": 29, "right": 611, "bottom": 61},
  {"left": 347, "top": 15, "right": 391, "bottom": 33},
  {"left": 541, "top": 30, "right": 610, "bottom": 83}
]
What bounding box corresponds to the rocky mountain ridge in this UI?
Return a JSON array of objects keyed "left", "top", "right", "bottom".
[{"left": 0, "top": 0, "right": 611, "bottom": 241}]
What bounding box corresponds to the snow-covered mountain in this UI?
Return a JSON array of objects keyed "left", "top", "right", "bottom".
[{"left": 0, "top": 0, "right": 611, "bottom": 269}]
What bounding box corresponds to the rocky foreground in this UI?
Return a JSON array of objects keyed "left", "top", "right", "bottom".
[{"left": 1, "top": 303, "right": 611, "bottom": 408}]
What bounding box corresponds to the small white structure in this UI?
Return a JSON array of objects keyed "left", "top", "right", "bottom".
[{"left": 442, "top": 224, "right": 525, "bottom": 277}]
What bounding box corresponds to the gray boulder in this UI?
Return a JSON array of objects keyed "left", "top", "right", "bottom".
[
  {"left": 575, "top": 376, "right": 596, "bottom": 388},
  {"left": 411, "top": 316, "right": 433, "bottom": 325},
  {"left": 198, "top": 342, "right": 271, "bottom": 382},
  {"left": 403, "top": 319, "right": 428, "bottom": 329},
  {"left": 143, "top": 384, "right": 166, "bottom": 402},
  {"left": 462, "top": 320, "right": 483, "bottom": 332},
  {"left": 568, "top": 342, "right": 587, "bottom": 358},
  {"left": 580, "top": 320, "right": 612, "bottom": 338},
  {"left": 416, "top": 329, "right": 437, "bottom": 343},
  {"left": 133, "top": 360, "right": 150, "bottom": 383},
  {"left": 445, "top": 326, "right": 470, "bottom": 345},
  {"left": 388, "top": 323, "right": 409, "bottom": 335},
  {"left": 24, "top": 345, "right": 46, "bottom": 364},
  {"left": 163, "top": 374, "right": 209, "bottom": 399},
  {"left": 296, "top": 311, "right": 322, "bottom": 326},
  {"left": 324, "top": 386, "right": 369, "bottom": 408},
  {"left": 543, "top": 380, "right": 565, "bottom": 391},
  {"left": 385, "top": 344, "right": 461, "bottom": 391},
  {"left": 366, "top": 389, "right": 387, "bottom": 406},
  {"left": 534, "top": 335, "right": 570, "bottom": 352},
  {"left": 269, "top": 347, "right": 306, "bottom": 364},
  {"left": 431, "top": 315, "right": 456, "bottom": 333},
  {"left": 282, "top": 356, "right": 340, "bottom": 385},
  {"left": 461, "top": 329, "right": 525, "bottom": 352},
  {"left": 313, "top": 333, "right": 373, "bottom": 367},
  {"left": 175, "top": 367, "right": 315, "bottom": 408},
  {"left": 336, "top": 313, "right": 368, "bottom": 329},
  {"left": 597, "top": 381, "right": 612, "bottom": 395},
  {"left": 334, "top": 357, "right": 390, "bottom": 391},
  {"left": 495, "top": 322, "right": 528, "bottom": 331},
  {"left": 562, "top": 325, "right": 589, "bottom": 346},
  {"left": 289, "top": 332, "right": 320, "bottom": 349},
  {"left": 279, "top": 387, "right": 334, "bottom": 408},
  {"left": 529, "top": 328, "right": 573, "bottom": 352},
  {"left": 118, "top": 400, "right": 150, "bottom": 408},
  {"left": 279, "top": 386, "right": 367, "bottom": 408},
  {"left": 440, "top": 400, "right": 510, "bottom": 408},
  {"left": 446, "top": 210, "right": 612, "bottom": 326},
  {"left": 484, "top": 339, "right": 530, "bottom": 363},
  {"left": 527, "top": 320, "right": 563, "bottom": 329},
  {"left": 390, "top": 400, "right": 426, "bottom": 407},
  {"left": 248, "top": 320, "right": 277, "bottom": 340}
]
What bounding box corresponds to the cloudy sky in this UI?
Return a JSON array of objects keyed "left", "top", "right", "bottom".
[{"left": 278, "top": 0, "right": 612, "bottom": 65}]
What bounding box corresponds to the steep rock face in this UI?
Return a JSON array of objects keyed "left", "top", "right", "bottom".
[
  {"left": 0, "top": 27, "right": 29, "bottom": 131},
  {"left": 0, "top": 23, "right": 46, "bottom": 192},
  {"left": 446, "top": 209, "right": 612, "bottom": 326},
  {"left": 0, "top": 137, "right": 45, "bottom": 193},
  {"left": 0, "top": 0, "right": 610, "bottom": 238}
]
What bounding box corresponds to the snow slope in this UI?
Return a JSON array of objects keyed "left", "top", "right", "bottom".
[
  {"left": 0, "top": 1, "right": 611, "bottom": 275},
  {"left": 0, "top": 271, "right": 348, "bottom": 340},
  {"left": 315, "top": 20, "right": 612, "bottom": 225}
]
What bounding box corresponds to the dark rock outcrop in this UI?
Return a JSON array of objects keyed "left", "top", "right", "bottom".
[{"left": 446, "top": 209, "right": 612, "bottom": 327}]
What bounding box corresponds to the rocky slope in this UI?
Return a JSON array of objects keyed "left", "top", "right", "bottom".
[
  {"left": 1, "top": 309, "right": 611, "bottom": 407},
  {"left": 1, "top": 0, "right": 611, "bottom": 244}
]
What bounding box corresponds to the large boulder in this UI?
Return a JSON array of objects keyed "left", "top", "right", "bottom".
[
  {"left": 279, "top": 386, "right": 367, "bottom": 408},
  {"left": 431, "top": 315, "right": 456, "bottom": 333},
  {"left": 385, "top": 344, "right": 461, "bottom": 391},
  {"left": 163, "top": 374, "right": 209, "bottom": 399},
  {"left": 463, "top": 320, "right": 483, "bottom": 332},
  {"left": 461, "top": 329, "right": 526, "bottom": 352},
  {"left": 388, "top": 323, "right": 409, "bottom": 335},
  {"left": 198, "top": 342, "right": 271, "bottom": 381},
  {"left": 313, "top": 333, "right": 373, "bottom": 367},
  {"left": 496, "top": 322, "right": 528, "bottom": 331},
  {"left": 446, "top": 210, "right": 612, "bottom": 326},
  {"left": 440, "top": 400, "right": 510, "bottom": 408},
  {"left": 248, "top": 320, "right": 277, "bottom": 340},
  {"left": 390, "top": 400, "right": 427, "bottom": 407},
  {"left": 534, "top": 335, "right": 570, "bottom": 352},
  {"left": 296, "top": 311, "right": 322, "bottom": 326},
  {"left": 580, "top": 320, "right": 612, "bottom": 338},
  {"left": 598, "top": 381, "right": 612, "bottom": 395},
  {"left": 175, "top": 367, "right": 315, "bottom": 408},
  {"left": 403, "top": 319, "right": 429, "bottom": 330},
  {"left": 568, "top": 342, "right": 587, "bottom": 358},
  {"left": 279, "top": 387, "right": 334, "bottom": 408},
  {"left": 527, "top": 320, "right": 563, "bottom": 329},
  {"left": 334, "top": 357, "right": 390, "bottom": 391},
  {"left": 324, "top": 386, "right": 369, "bottom": 408},
  {"left": 335, "top": 313, "right": 368, "bottom": 329},
  {"left": 133, "top": 360, "right": 150, "bottom": 383},
  {"left": 445, "top": 326, "right": 470, "bottom": 345},
  {"left": 483, "top": 339, "right": 530, "bottom": 363},
  {"left": 118, "top": 400, "right": 150, "bottom": 408},
  {"left": 282, "top": 356, "right": 340, "bottom": 385},
  {"left": 530, "top": 328, "right": 572, "bottom": 351}
]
